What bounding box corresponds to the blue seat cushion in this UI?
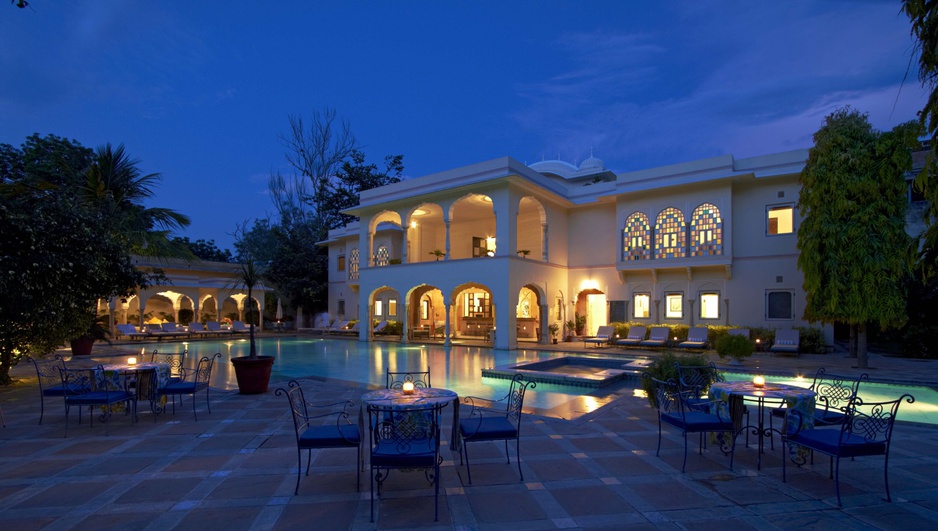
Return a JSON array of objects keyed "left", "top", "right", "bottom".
[
  {"left": 160, "top": 382, "right": 206, "bottom": 394},
  {"left": 42, "top": 385, "right": 67, "bottom": 397},
  {"left": 371, "top": 439, "right": 437, "bottom": 467},
  {"left": 788, "top": 429, "right": 887, "bottom": 457},
  {"left": 679, "top": 341, "right": 706, "bottom": 348},
  {"left": 460, "top": 416, "right": 518, "bottom": 441},
  {"left": 661, "top": 411, "right": 734, "bottom": 432},
  {"left": 65, "top": 391, "right": 133, "bottom": 405},
  {"left": 299, "top": 424, "right": 360, "bottom": 448}
]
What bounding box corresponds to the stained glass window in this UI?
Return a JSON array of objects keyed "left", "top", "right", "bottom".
[
  {"left": 375, "top": 245, "right": 389, "bottom": 266},
  {"left": 655, "top": 207, "right": 686, "bottom": 258},
  {"left": 690, "top": 203, "right": 722, "bottom": 256},
  {"left": 623, "top": 212, "right": 652, "bottom": 260},
  {"left": 349, "top": 248, "right": 359, "bottom": 280}
]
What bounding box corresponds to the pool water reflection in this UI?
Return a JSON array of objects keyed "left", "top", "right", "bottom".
[{"left": 137, "top": 337, "right": 631, "bottom": 419}]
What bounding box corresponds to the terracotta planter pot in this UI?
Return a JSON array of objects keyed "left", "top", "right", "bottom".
[
  {"left": 231, "top": 355, "right": 275, "bottom": 395},
  {"left": 69, "top": 337, "right": 95, "bottom": 356}
]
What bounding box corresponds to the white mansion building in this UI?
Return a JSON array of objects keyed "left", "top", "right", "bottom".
[{"left": 319, "top": 149, "right": 820, "bottom": 350}]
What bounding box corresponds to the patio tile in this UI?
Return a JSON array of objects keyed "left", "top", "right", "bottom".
[
  {"left": 114, "top": 477, "right": 204, "bottom": 503},
  {"left": 171, "top": 505, "right": 264, "bottom": 531},
  {"left": 525, "top": 456, "right": 595, "bottom": 481},
  {"left": 206, "top": 473, "right": 285, "bottom": 499},
  {"left": 273, "top": 500, "right": 358, "bottom": 530},
  {"left": 13, "top": 480, "right": 117, "bottom": 509},
  {"left": 465, "top": 489, "right": 548, "bottom": 523},
  {"left": 549, "top": 485, "right": 638, "bottom": 516}
]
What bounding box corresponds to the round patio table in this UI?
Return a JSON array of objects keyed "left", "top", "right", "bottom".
[{"left": 710, "top": 380, "right": 815, "bottom": 469}]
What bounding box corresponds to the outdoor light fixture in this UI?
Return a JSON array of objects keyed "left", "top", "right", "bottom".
[
  {"left": 128, "top": 357, "right": 137, "bottom": 366},
  {"left": 753, "top": 375, "right": 765, "bottom": 388},
  {"left": 402, "top": 381, "right": 415, "bottom": 395}
]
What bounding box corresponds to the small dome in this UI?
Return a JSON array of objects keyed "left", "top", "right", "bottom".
[{"left": 579, "top": 156, "right": 605, "bottom": 172}]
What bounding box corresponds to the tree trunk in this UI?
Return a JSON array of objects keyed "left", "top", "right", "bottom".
[
  {"left": 856, "top": 322, "right": 868, "bottom": 369},
  {"left": 849, "top": 324, "right": 858, "bottom": 358},
  {"left": 248, "top": 285, "right": 257, "bottom": 357}
]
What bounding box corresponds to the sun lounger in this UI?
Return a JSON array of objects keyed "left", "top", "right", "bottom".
[
  {"left": 678, "top": 327, "right": 709, "bottom": 349},
  {"left": 206, "top": 321, "right": 233, "bottom": 335},
  {"left": 640, "top": 326, "right": 670, "bottom": 348},
  {"left": 770, "top": 329, "right": 800, "bottom": 356},
  {"left": 231, "top": 321, "right": 251, "bottom": 333},
  {"left": 159, "top": 322, "right": 189, "bottom": 338},
  {"left": 583, "top": 325, "right": 614, "bottom": 348},
  {"left": 373, "top": 320, "right": 388, "bottom": 334},
  {"left": 116, "top": 323, "right": 148, "bottom": 340},
  {"left": 188, "top": 322, "right": 216, "bottom": 338},
  {"left": 615, "top": 325, "right": 646, "bottom": 347}
]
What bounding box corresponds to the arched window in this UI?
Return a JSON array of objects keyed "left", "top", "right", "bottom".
[
  {"left": 655, "top": 207, "right": 686, "bottom": 258},
  {"left": 623, "top": 212, "right": 652, "bottom": 260},
  {"left": 349, "top": 248, "right": 360, "bottom": 280},
  {"left": 375, "top": 245, "right": 389, "bottom": 266},
  {"left": 690, "top": 203, "right": 723, "bottom": 256}
]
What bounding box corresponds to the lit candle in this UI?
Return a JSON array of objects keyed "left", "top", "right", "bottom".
[
  {"left": 753, "top": 375, "right": 765, "bottom": 388},
  {"left": 402, "top": 381, "right": 415, "bottom": 395},
  {"left": 127, "top": 357, "right": 137, "bottom": 366}
]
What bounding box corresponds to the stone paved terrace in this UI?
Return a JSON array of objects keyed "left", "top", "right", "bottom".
[{"left": 1, "top": 339, "right": 938, "bottom": 530}]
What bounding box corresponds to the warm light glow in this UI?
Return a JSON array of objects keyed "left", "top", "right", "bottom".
[
  {"left": 410, "top": 220, "right": 417, "bottom": 229},
  {"left": 753, "top": 376, "right": 765, "bottom": 388},
  {"left": 413, "top": 208, "right": 428, "bottom": 216},
  {"left": 128, "top": 357, "right": 137, "bottom": 365},
  {"left": 755, "top": 338, "right": 761, "bottom": 343},
  {"left": 402, "top": 381, "right": 415, "bottom": 395}
]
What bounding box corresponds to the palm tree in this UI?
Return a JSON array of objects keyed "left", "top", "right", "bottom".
[
  {"left": 234, "top": 261, "right": 266, "bottom": 358},
  {"left": 76, "top": 143, "right": 192, "bottom": 257}
]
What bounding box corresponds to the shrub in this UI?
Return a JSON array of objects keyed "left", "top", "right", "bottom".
[
  {"left": 177, "top": 309, "right": 194, "bottom": 325},
  {"left": 715, "top": 334, "right": 754, "bottom": 361},
  {"left": 385, "top": 320, "right": 402, "bottom": 336},
  {"left": 640, "top": 351, "right": 716, "bottom": 407},
  {"left": 795, "top": 326, "right": 826, "bottom": 354}
]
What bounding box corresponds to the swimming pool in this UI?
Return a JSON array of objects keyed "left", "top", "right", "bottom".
[
  {"left": 723, "top": 373, "right": 938, "bottom": 425},
  {"left": 140, "top": 337, "right": 635, "bottom": 419},
  {"left": 137, "top": 337, "right": 938, "bottom": 423}
]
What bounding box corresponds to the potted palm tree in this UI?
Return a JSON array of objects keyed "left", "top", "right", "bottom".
[
  {"left": 70, "top": 313, "right": 111, "bottom": 356},
  {"left": 229, "top": 261, "right": 275, "bottom": 394}
]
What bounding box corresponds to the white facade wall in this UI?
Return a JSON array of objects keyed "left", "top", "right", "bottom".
[{"left": 320, "top": 150, "right": 831, "bottom": 349}]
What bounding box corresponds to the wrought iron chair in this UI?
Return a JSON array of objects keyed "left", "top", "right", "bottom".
[
  {"left": 150, "top": 349, "right": 186, "bottom": 383},
  {"left": 27, "top": 355, "right": 68, "bottom": 424},
  {"left": 645, "top": 374, "right": 737, "bottom": 472},
  {"left": 771, "top": 368, "right": 870, "bottom": 429},
  {"left": 60, "top": 367, "right": 135, "bottom": 437},
  {"left": 275, "top": 380, "right": 362, "bottom": 495},
  {"left": 157, "top": 353, "right": 219, "bottom": 420},
  {"left": 367, "top": 401, "right": 445, "bottom": 522},
  {"left": 458, "top": 373, "right": 536, "bottom": 484},
  {"left": 782, "top": 393, "right": 914, "bottom": 506},
  {"left": 386, "top": 368, "right": 431, "bottom": 390}
]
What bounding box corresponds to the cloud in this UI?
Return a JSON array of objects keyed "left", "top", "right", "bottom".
[{"left": 510, "top": 1, "right": 926, "bottom": 172}]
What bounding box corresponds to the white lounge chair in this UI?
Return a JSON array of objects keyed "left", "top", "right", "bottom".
[
  {"left": 584, "top": 325, "right": 614, "bottom": 348},
  {"left": 678, "top": 327, "right": 709, "bottom": 349},
  {"left": 116, "top": 323, "right": 148, "bottom": 340},
  {"left": 231, "top": 321, "right": 251, "bottom": 333},
  {"left": 206, "top": 321, "right": 233, "bottom": 335},
  {"left": 770, "top": 329, "right": 800, "bottom": 356},
  {"left": 615, "top": 326, "right": 646, "bottom": 347},
  {"left": 640, "top": 326, "right": 670, "bottom": 348},
  {"left": 373, "top": 320, "right": 389, "bottom": 334},
  {"left": 188, "top": 322, "right": 216, "bottom": 337}
]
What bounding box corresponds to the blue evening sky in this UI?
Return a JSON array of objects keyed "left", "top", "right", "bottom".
[{"left": 1, "top": 1, "right": 927, "bottom": 250}]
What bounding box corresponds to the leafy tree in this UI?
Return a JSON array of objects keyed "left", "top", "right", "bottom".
[
  {"left": 902, "top": 0, "right": 938, "bottom": 280},
  {"left": 173, "top": 236, "right": 233, "bottom": 262},
  {"left": 0, "top": 193, "right": 147, "bottom": 384},
  {"left": 1, "top": 133, "right": 93, "bottom": 191},
  {"left": 798, "top": 107, "right": 918, "bottom": 368},
  {"left": 257, "top": 109, "right": 404, "bottom": 318},
  {"left": 328, "top": 149, "right": 404, "bottom": 229},
  {"left": 74, "top": 143, "right": 191, "bottom": 258},
  {"left": 0, "top": 135, "right": 183, "bottom": 384}
]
